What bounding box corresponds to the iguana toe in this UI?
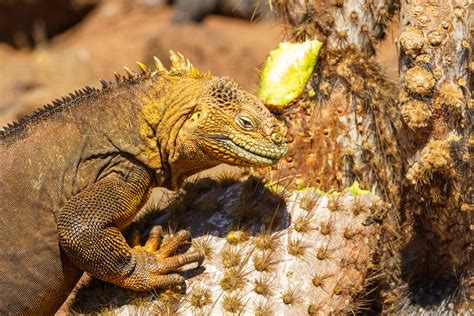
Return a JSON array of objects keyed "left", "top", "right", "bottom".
[
  {"left": 146, "top": 273, "right": 185, "bottom": 290},
  {"left": 157, "top": 252, "right": 205, "bottom": 274},
  {"left": 128, "top": 228, "right": 142, "bottom": 247},
  {"left": 157, "top": 230, "right": 192, "bottom": 257},
  {"left": 143, "top": 225, "right": 164, "bottom": 252}
]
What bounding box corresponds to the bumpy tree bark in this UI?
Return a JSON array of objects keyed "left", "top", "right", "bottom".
[{"left": 398, "top": 0, "right": 472, "bottom": 309}]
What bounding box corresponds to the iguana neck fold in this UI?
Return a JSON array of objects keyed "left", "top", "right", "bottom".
[{"left": 136, "top": 76, "right": 212, "bottom": 188}]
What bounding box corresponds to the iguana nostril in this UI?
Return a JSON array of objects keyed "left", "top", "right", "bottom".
[{"left": 272, "top": 133, "right": 283, "bottom": 144}]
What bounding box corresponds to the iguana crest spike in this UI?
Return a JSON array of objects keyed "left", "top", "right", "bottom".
[
  {"left": 153, "top": 56, "right": 165, "bottom": 72},
  {"left": 167, "top": 50, "right": 209, "bottom": 79},
  {"left": 99, "top": 79, "right": 110, "bottom": 89},
  {"left": 136, "top": 62, "right": 147, "bottom": 74},
  {"left": 114, "top": 72, "right": 121, "bottom": 81},
  {"left": 123, "top": 66, "right": 136, "bottom": 78},
  {"left": 169, "top": 50, "right": 183, "bottom": 69}
]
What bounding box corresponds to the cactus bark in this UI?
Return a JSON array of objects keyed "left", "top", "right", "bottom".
[
  {"left": 261, "top": 0, "right": 404, "bottom": 310},
  {"left": 266, "top": 1, "right": 401, "bottom": 204},
  {"left": 397, "top": 0, "right": 472, "bottom": 309}
]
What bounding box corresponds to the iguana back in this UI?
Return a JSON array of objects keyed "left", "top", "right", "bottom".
[{"left": 1, "top": 79, "right": 151, "bottom": 313}]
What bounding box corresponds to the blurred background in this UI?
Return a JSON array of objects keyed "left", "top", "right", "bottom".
[{"left": 0, "top": 0, "right": 397, "bottom": 127}]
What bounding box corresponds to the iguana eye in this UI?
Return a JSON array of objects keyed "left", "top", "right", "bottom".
[
  {"left": 190, "top": 111, "right": 202, "bottom": 122},
  {"left": 235, "top": 115, "right": 255, "bottom": 131}
]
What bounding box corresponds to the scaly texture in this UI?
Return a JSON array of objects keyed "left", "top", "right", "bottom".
[
  {"left": 70, "top": 175, "right": 388, "bottom": 315},
  {"left": 398, "top": 0, "right": 472, "bottom": 311},
  {"left": 0, "top": 51, "right": 287, "bottom": 315}
]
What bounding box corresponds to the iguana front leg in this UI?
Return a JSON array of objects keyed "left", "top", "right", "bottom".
[{"left": 57, "top": 165, "right": 203, "bottom": 290}]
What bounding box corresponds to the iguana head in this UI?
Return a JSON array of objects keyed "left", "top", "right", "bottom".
[
  {"left": 148, "top": 51, "right": 287, "bottom": 187},
  {"left": 177, "top": 76, "right": 288, "bottom": 167}
]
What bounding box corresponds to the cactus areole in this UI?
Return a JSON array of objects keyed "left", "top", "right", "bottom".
[{"left": 258, "top": 40, "right": 323, "bottom": 108}]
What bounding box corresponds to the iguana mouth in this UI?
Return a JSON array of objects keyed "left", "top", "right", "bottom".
[{"left": 209, "top": 135, "right": 287, "bottom": 165}]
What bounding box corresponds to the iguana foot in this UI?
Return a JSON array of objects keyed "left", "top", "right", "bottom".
[{"left": 123, "top": 225, "right": 204, "bottom": 290}]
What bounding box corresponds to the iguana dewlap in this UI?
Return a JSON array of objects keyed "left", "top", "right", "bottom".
[{"left": 0, "top": 51, "right": 287, "bottom": 315}]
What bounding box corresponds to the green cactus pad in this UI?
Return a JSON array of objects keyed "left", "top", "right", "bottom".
[
  {"left": 258, "top": 40, "right": 323, "bottom": 108},
  {"left": 344, "top": 181, "right": 372, "bottom": 196}
]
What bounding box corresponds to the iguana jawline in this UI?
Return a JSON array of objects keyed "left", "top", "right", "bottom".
[{"left": 206, "top": 133, "right": 287, "bottom": 165}]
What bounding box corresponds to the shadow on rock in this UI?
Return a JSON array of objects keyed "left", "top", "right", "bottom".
[{"left": 138, "top": 175, "right": 290, "bottom": 238}]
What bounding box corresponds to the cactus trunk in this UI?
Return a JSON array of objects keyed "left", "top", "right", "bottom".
[
  {"left": 397, "top": 0, "right": 472, "bottom": 309},
  {"left": 260, "top": 0, "right": 404, "bottom": 310}
]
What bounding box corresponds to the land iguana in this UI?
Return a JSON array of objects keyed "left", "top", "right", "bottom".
[{"left": 0, "top": 51, "right": 287, "bottom": 315}]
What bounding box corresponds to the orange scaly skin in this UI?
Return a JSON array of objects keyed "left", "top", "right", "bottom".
[{"left": 0, "top": 51, "right": 287, "bottom": 315}]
